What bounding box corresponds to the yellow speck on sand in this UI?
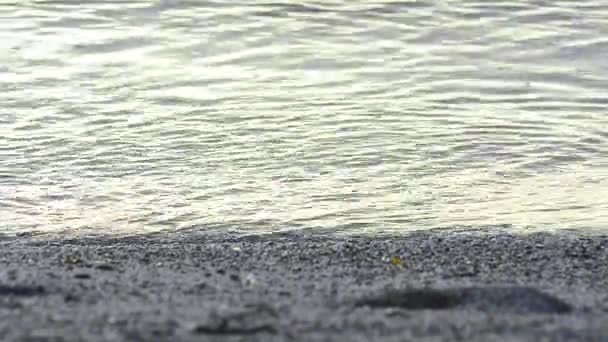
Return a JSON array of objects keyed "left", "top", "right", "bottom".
[{"left": 390, "top": 256, "right": 402, "bottom": 266}]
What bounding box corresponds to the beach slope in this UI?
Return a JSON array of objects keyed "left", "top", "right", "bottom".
[{"left": 1, "top": 230, "right": 607, "bottom": 341}]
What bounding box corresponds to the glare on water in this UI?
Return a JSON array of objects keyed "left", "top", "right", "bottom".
[{"left": 1, "top": 1, "right": 607, "bottom": 235}]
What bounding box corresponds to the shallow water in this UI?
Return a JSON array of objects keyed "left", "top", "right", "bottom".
[{"left": 1, "top": 0, "right": 607, "bottom": 235}]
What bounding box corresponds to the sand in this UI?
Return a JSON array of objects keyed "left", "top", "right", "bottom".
[{"left": 1, "top": 229, "right": 607, "bottom": 341}]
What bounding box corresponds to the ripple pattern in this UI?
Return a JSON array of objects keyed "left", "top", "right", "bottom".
[{"left": 1, "top": 1, "right": 607, "bottom": 234}]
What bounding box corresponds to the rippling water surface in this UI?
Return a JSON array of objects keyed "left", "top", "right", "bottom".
[{"left": 1, "top": 1, "right": 608, "bottom": 235}]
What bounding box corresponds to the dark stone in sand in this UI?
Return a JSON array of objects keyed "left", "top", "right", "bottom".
[
  {"left": 94, "top": 263, "right": 115, "bottom": 271},
  {"left": 74, "top": 273, "right": 91, "bottom": 279},
  {"left": 191, "top": 321, "right": 277, "bottom": 335},
  {"left": 64, "top": 294, "right": 79, "bottom": 302},
  {"left": 357, "top": 288, "right": 461, "bottom": 310},
  {"left": 0, "top": 284, "right": 45, "bottom": 296},
  {"left": 356, "top": 286, "right": 572, "bottom": 313}
]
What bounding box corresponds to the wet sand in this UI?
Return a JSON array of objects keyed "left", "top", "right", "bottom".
[{"left": 1, "top": 229, "right": 607, "bottom": 341}]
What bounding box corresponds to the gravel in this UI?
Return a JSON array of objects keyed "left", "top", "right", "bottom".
[{"left": 1, "top": 229, "right": 607, "bottom": 341}]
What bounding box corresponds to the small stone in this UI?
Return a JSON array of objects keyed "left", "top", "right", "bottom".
[
  {"left": 244, "top": 273, "right": 257, "bottom": 286},
  {"left": 95, "top": 263, "right": 115, "bottom": 271},
  {"left": 0, "top": 284, "right": 45, "bottom": 296},
  {"left": 64, "top": 255, "right": 82, "bottom": 265},
  {"left": 64, "top": 294, "right": 79, "bottom": 302}
]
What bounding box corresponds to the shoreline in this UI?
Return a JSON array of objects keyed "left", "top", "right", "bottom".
[{"left": 1, "top": 230, "right": 607, "bottom": 341}]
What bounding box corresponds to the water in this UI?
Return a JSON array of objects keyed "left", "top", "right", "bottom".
[{"left": 1, "top": 1, "right": 607, "bottom": 235}]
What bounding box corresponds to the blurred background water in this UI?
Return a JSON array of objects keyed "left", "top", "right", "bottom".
[{"left": 1, "top": 0, "right": 607, "bottom": 235}]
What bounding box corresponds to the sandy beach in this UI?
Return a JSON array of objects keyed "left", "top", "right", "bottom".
[{"left": 1, "top": 229, "right": 607, "bottom": 341}]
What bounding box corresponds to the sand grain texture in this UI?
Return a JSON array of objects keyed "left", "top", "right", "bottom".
[{"left": 1, "top": 230, "right": 607, "bottom": 341}]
